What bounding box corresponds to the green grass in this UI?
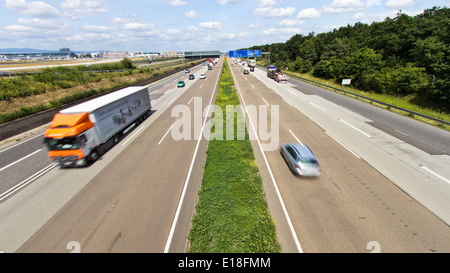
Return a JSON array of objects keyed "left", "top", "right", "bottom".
[{"left": 188, "top": 60, "right": 281, "bottom": 253}]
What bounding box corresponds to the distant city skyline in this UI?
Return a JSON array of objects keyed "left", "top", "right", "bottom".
[{"left": 1, "top": 0, "right": 448, "bottom": 53}]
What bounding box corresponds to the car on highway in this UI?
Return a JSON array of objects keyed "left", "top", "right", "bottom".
[
  {"left": 244, "top": 69, "right": 249, "bottom": 74},
  {"left": 189, "top": 74, "right": 195, "bottom": 80},
  {"left": 185, "top": 69, "right": 190, "bottom": 73},
  {"left": 177, "top": 80, "right": 185, "bottom": 87},
  {"left": 280, "top": 143, "right": 321, "bottom": 177},
  {"left": 200, "top": 73, "right": 206, "bottom": 79}
]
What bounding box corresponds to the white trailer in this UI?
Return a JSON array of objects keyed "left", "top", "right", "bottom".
[{"left": 44, "top": 86, "right": 151, "bottom": 167}]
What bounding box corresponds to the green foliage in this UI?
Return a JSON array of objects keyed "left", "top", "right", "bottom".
[
  {"left": 249, "top": 6, "right": 450, "bottom": 108},
  {"left": 0, "top": 59, "right": 137, "bottom": 101}
]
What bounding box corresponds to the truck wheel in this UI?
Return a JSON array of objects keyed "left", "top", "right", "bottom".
[{"left": 89, "top": 150, "right": 99, "bottom": 162}]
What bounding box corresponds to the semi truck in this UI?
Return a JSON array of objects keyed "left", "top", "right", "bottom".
[
  {"left": 44, "top": 86, "right": 151, "bottom": 167},
  {"left": 267, "top": 65, "right": 288, "bottom": 83},
  {"left": 267, "top": 65, "right": 278, "bottom": 79},
  {"left": 248, "top": 59, "right": 256, "bottom": 71}
]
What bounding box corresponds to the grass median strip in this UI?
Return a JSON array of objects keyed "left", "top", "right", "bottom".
[{"left": 188, "top": 61, "right": 281, "bottom": 253}]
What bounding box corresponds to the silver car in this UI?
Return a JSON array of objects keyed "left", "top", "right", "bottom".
[{"left": 280, "top": 143, "right": 321, "bottom": 177}]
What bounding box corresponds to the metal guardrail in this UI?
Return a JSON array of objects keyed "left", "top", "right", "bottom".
[{"left": 280, "top": 70, "right": 450, "bottom": 127}]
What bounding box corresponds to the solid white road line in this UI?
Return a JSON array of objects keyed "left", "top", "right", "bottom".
[
  {"left": 308, "top": 101, "right": 326, "bottom": 112},
  {"left": 158, "top": 121, "right": 176, "bottom": 145},
  {"left": 289, "top": 129, "right": 303, "bottom": 146},
  {"left": 0, "top": 133, "right": 44, "bottom": 154},
  {"left": 163, "top": 63, "right": 221, "bottom": 253},
  {"left": 420, "top": 165, "right": 450, "bottom": 185},
  {"left": 231, "top": 63, "right": 304, "bottom": 253},
  {"left": 0, "top": 149, "right": 42, "bottom": 172},
  {"left": 339, "top": 119, "right": 372, "bottom": 138},
  {"left": 325, "top": 132, "right": 361, "bottom": 159},
  {"left": 0, "top": 163, "right": 56, "bottom": 202},
  {"left": 121, "top": 125, "right": 145, "bottom": 147}
]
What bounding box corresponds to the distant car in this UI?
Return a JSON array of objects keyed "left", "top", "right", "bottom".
[
  {"left": 208, "top": 65, "right": 212, "bottom": 70},
  {"left": 185, "top": 69, "right": 190, "bottom": 73},
  {"left": 280, "top": 143, "right": 320, "bottom": 177},
  {"left": 200, "top": 73, "right": 206, "bottom": 79},
  {"left": 243, "top": 69, "right": 249, "bottom": 74},
  {"left": 189, "top": 74, "right": 195, "bottom": 80},
  {"left": 177, "top": 80, "right": 185, "bottom": 87}
]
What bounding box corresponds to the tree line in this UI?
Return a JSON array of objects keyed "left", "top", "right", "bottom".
[{"left": 249, "top": 6, "right": 449, "bottom": 110}]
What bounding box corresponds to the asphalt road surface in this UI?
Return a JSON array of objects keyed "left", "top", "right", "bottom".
[
  {"left": 0, "top": 60, "right": 220, "bottom": 252},
  {"left": 231, "top": 59, "right": 450, "bottom": 252}
]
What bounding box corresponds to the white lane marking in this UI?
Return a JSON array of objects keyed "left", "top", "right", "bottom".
[
  {"left": 158, "top": 121, "right": 176, "bottom": 145},
  {"left": 187, "top": 97, "right": 194, "bottom": 105},
  {"left": 121, "top": 125, "right": 145, "bottom": 147},
  {"left": 0, "top": 149, "right": 42, "bottom": 172},
  {"left": 339, "top": 119, "right": 372, "bottom": 138},
  {"left": 420, "top": 165, "right": 450, "bottom": 185},
  {"left": 325, "top": 132, "right": 361, "bottom": 159},
  {"left": 0, "top": 133, "right": 44, "bottom": 154},
  {"left": 231, "top": 64, "right": 304, "bottom": 253},
  {"left": 261, "top": 97, "right": 270, "bottom": 107},
  {"left": 0, "top": 163, "right": 56, "bottom": 202},
  {"left": 289, "top": 129, "right": 303, "bottom": 145},
  {"left": 164, "top": 63, "right": 222, "bottom": 253},
  {"left": 167, "top": 97, "right": 177, "bottom": 106},
  {"left": 250, "top": 83, "right": 255, "bottom": 89},
  {"left": 308, "top": 101, "right": 326, "bottom": 112},
  {"left": 200, "top": 83, "right": 204, "bottom": 89}
]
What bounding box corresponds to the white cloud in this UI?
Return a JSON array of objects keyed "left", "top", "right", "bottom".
[
  {"left": 297, "top": 8, "right": 321, "bottom": 19},
  {"left": 167, "top": 0, "right": 187, "bottom": 7},
  {"left": 262, "top": 27, "right": 301, "bottom": 36},
  {"left": 323, "top": 0, "right": 369, "bottom": 14},
  {"left": 59, "top": 0, "right": 107, "bottom": 20},
  {"left": 124, "top": 22, "right": 155, "bottom": 31},
  {"left": 166, "top": 28, "right": 181, "bottom": 35},
  {"left": 257, "top": 0, "right": 278, "bottom": 6},
  {"left": 60, "top": 0, "right": 107, "bottom": 17},
  {"left": 82, "top": 25, "right": 115, "bottom": 32},
  {"left": 185, "top": 10, "right": 198, "bottom": 19},
  {"left": 199, "top": 21, "right": 223, "bottom": 30},
  {"left": 187, "top": 25, "right": 198, "bottom": 32},
  {"left": 253, "top": 6, "right": 296, "bottom": 17},
  {"left": 218, "top": 0, "right": 242, "bottom": 4},
  {"left": 248, "top": 23, "right": 260, "bottom": 29},
  {"left": 279, "top": 19, "right": 305, "bottom": 27},
  {"left": 5, "top": 0, "right": 60, "bottom": 17},
  {"left": 385, "top": 0, "right": 415, "bottom": 8}
]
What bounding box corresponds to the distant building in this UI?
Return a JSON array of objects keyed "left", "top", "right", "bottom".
[
  {"left": 132, "top": 51, "right": 160, "bottom": 59},
  {"left": 59, "top": 48, "right": 71, "bottom": 54},
  {"left": 0, "top": 48, "right": 75, "bottom": 60},
  {"left": 162, "top": 51, "right": 183, "bottom": 58},
  {"left": 103, "top": 51, "right": 130, "bottom": 59}
]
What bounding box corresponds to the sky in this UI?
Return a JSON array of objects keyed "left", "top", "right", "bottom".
[{"left": 0, "top": 0, "right": 448, "bottom": 53}]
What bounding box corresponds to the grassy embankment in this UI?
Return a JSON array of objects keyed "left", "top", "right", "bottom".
[
  {"left": 258, "top": 59, "right": 450, "bottom": 131},
  {"left": 188, "top": 60, "right": 282, "bottom": 253},
  {"left": 0, "top": 59, "right": 203, "bottom": 124}
]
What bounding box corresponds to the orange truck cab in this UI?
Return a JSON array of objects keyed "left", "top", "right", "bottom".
[
  {"left": 44, "top": 86, "right": 151, "bottom": 167},
  {"left": 44, "top": 112, "right": 99, "bottom": 167}
]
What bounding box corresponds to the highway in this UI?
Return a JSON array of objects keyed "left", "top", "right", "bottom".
[
  {"left": 230, "top": 59, "right": 450, "bottom": 252},
  {"left": 0, "top": 56, "right": 449, "bottom": 253},
  {"left": 0, "top": 60, "right": 220, "bottom": 252}
]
